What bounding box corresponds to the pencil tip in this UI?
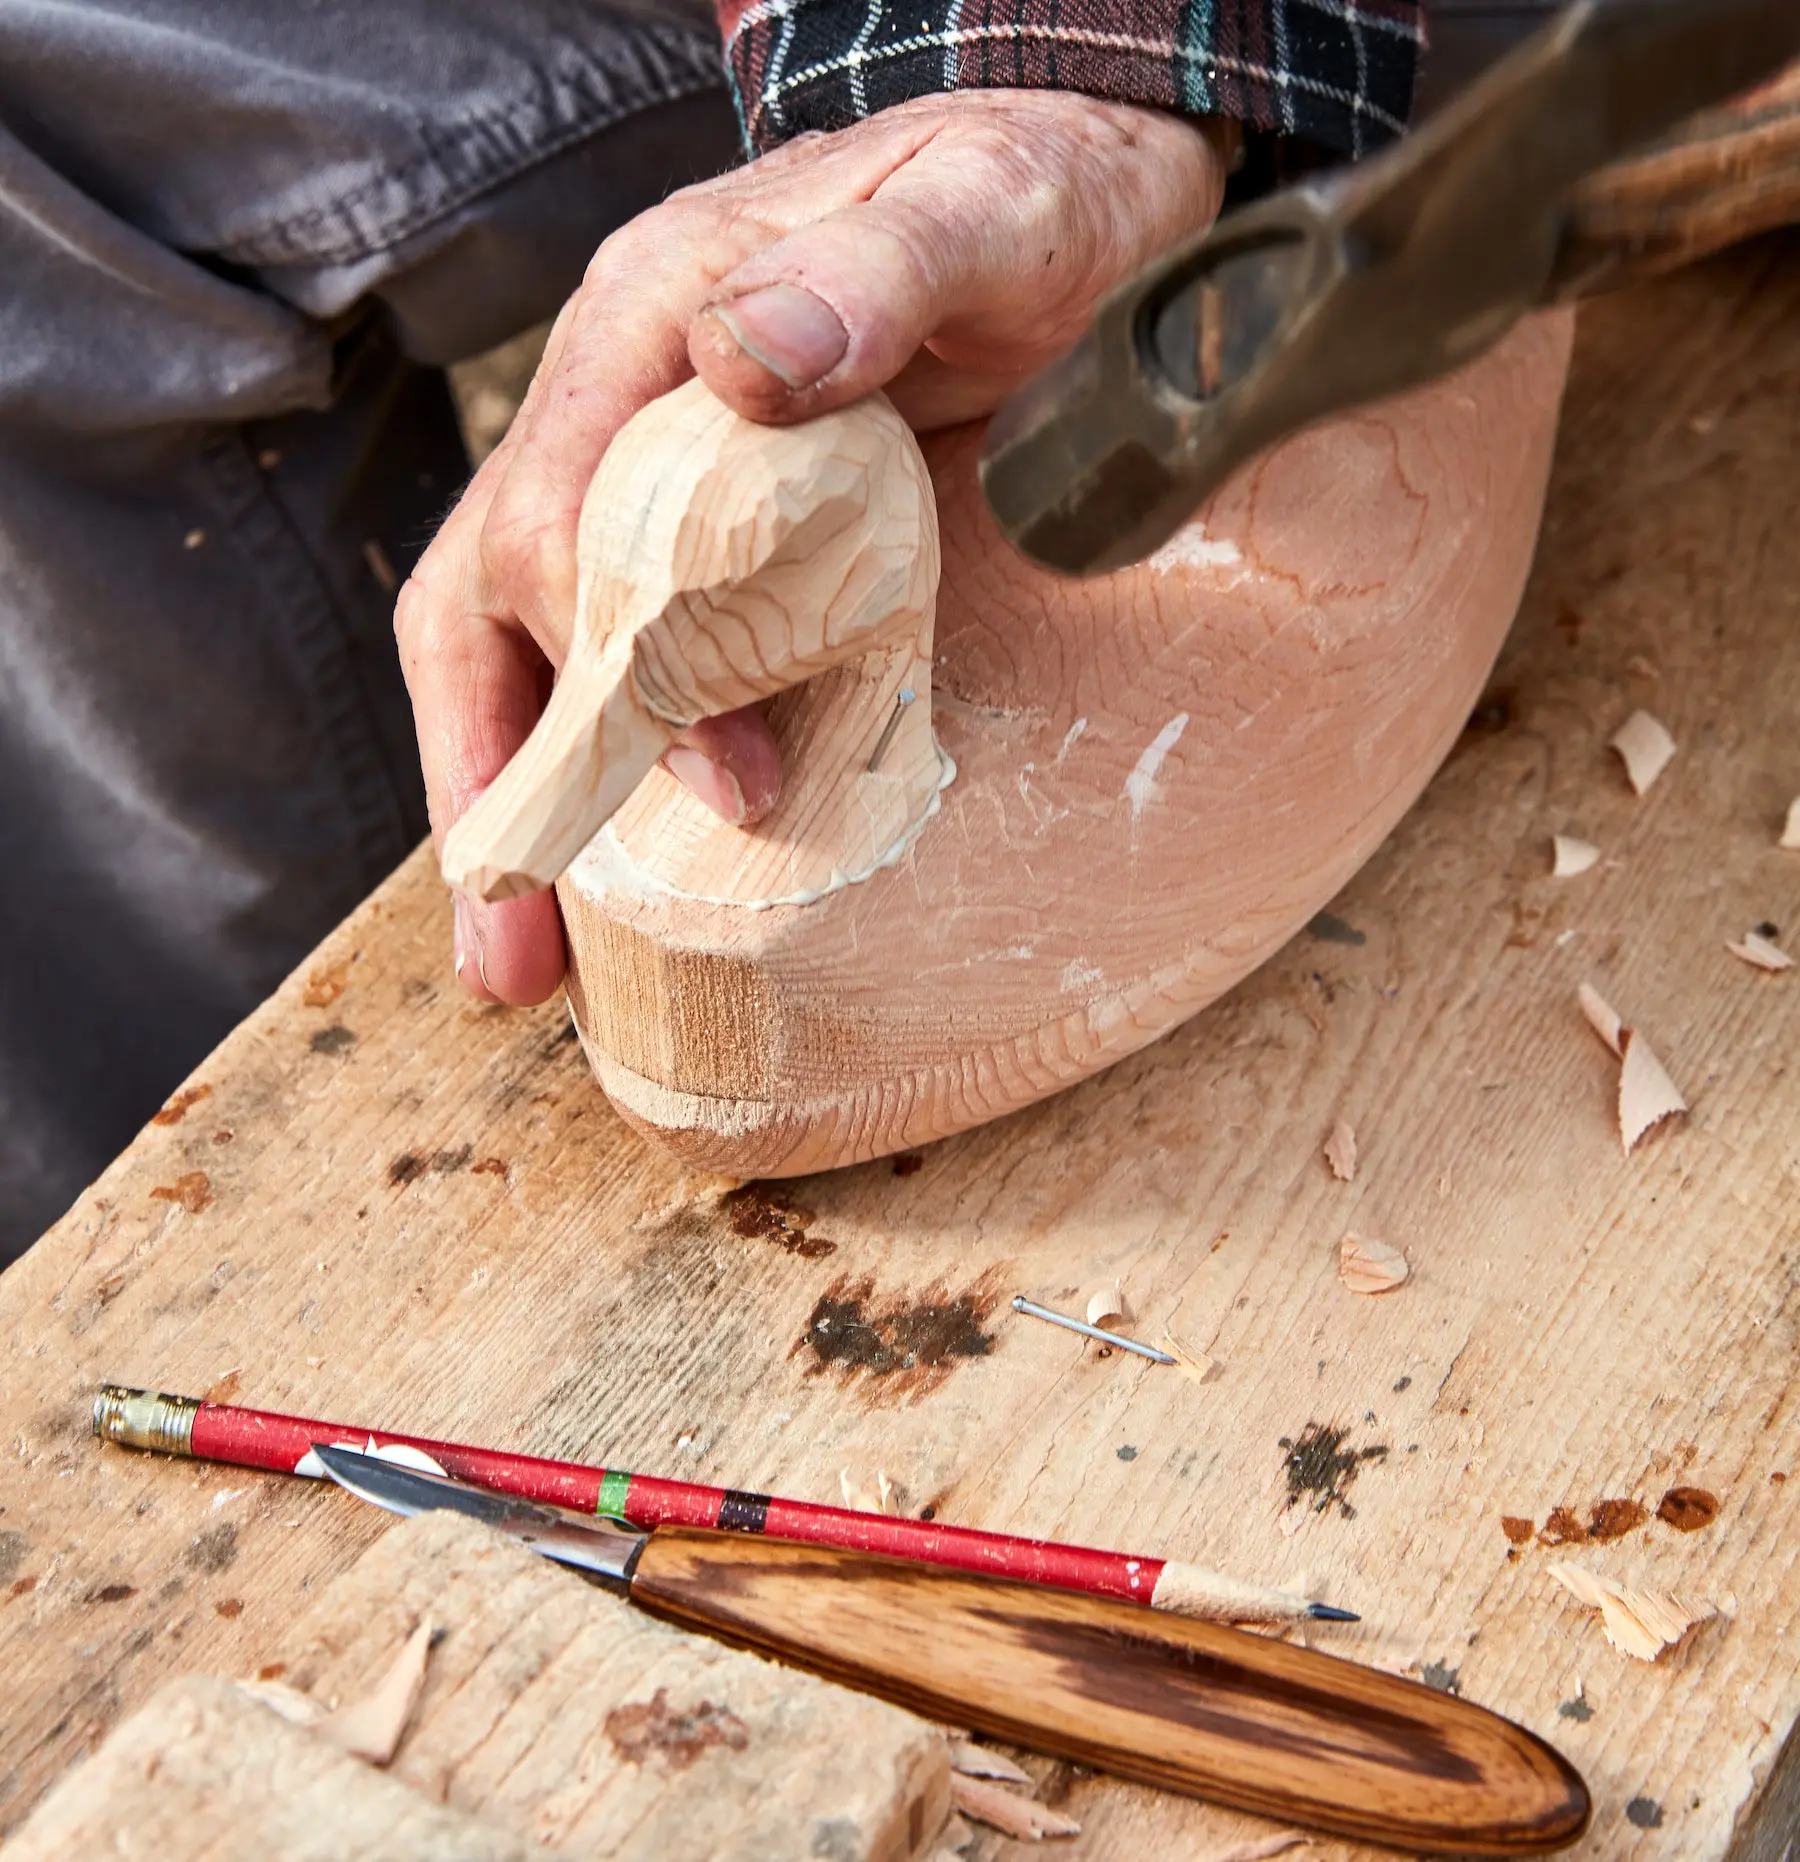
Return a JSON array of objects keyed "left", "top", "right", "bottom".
[{"left": 1306, "top": 1602, "right": 1361, "bottom": 1622}]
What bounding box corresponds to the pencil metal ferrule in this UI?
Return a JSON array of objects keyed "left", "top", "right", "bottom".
[{"left": 92, "top": 1384, "right": 200, "bottom": 1457}]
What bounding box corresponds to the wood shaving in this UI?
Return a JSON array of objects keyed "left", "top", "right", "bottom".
[
  {"left": 1782, "top": 796, "right": 1800, "bottom": 850},
  {"left": 1578, "top": 982, "right": 1624, "bottom": 1059},
  {"left": 236, "top": 1678, "right": 325, "bottom": 1728},
  {"left": 839, "top": 1468, "right": 899, "bottom": 1517},
  {"left": 1085, "top": 1279, "right": 1129, "bottom": 1328},
  {"left": 1551, "top": 835, "right": 1601, "bottom": 878},
  {"left": 1323, "top": 1119, "right": 1357, "bottom": 1182},
  {"left": 1157, "top": 1332, "right": 1219, "bottom": 1383},
  {"left": 950, "top": 1742, "right": 1034, "bottom": 1786},
  {"left": 1618, "top": 1027, "right": 1687, "bottom": 1155},
  {"left": 1338, "top": 1234, "right": 1409, "bottom": 1295},
  {"left": 1203, "top": 1835, "right": 1311, "bottom": 1862},
  {"left": 1727, "top": 930, "right": 1794, "bottom": 973},
  {"left": 313, "top": 1618, "right": 433, "bottom": 1765},
  {"left": 950, "top": 1775, "right": 1079, "bottom": 1840},
  {"left": 1609, "top": 710, "right": 1676, "bottom": 796},
  {"left": 1548, "top": 1564, "right": 1713, "bottom": 1662}
]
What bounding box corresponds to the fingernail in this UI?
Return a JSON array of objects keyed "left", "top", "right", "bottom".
[
  {"left": 453, "top": 892, "right": 471, "bottom": 978},
  {"left": 710, "top": 285, "right": 848, "bottom": 391},
  {"left": 664, "top": 745, "right": 748, "bottom": 825}
]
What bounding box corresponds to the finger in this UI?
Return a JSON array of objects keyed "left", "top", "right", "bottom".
[
  {"left": 690, "top": 96, "right": 1231, "bottom": 422},
  {"left": 396, "top": 450, "right": 568, "bottom": 1005},
  {"left": 663, "top": 706, "right": 785, "bottom": 826}
]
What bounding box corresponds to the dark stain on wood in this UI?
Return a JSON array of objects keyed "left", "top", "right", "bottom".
[
  {"left": 301, "top": 959, "right": 352, "bottom": 1009},
  {"left": 1305, "top": 912, "right": 1367, "bottom": 948},
  {"left": 1657, "top": 1486, "right": 1720, "bottom": 1531},
  {"left": 1558, "top": 1694, "right": 1594, "bottom": 1723},
  {"left": 215, "top": 1597, "right": 244, "bottom": 1619},
  {"left": 149, "top": 1171, "right": 212, "bottom": 1215},
  {"left": 1587, "top": 1499, "right": 1647, "bottom": 1542},
  {"left": 150, "top": 1084, "right": 213, "bottom": 1126},
  {"left": 471, "top": 1157, "right": 508, "bottom": 1177},
  {"left": 388, "top": 1146, "right": 474, "bottom": 1186},
  {"left": 795, "top": 1275, "right": 997, "bottom": 1397},
  {"left": 0, "top": 1530, "right": 24, "bottom": 1585},
  {"left": 892, "top": 1152, "right": 925, "bottom": 1176},
  {"left": 604, "top": 1687, "right": 749, "bottom": 1769},
  {"left": 186, "top": 1524, "right": 238, "bottom": 1574},
  {"left": 1501, "top": 1516, "right": 1534, "bottom": 1545},
  {"left": 1464, "top": 686, "right": 1516, "bottom": 733},
  {"left": 8, "top": 1575, "right": 37, "bottom": 1600},
  {"left": 89, "top": 1583, "right": 137, "bottom": 1604},
  {"left": 309, "top": 1025, "right": 357, "bottom": 1056},
  {"left": 723, "top": 1184, "right": 835, "bottom": 1258},
  {"left": 1418, "top": 1660, "right": 1461, "bottom": 1696},
  {"left": 1625, "top": 1796, "right": 1664, "bottom": 1829},
  {"left": 1538, "top": 1498, "right": 1648, "bottom": 1546},
  {"left": 1277, "top": 1424, "right": 1388, "bottom": 1518}
]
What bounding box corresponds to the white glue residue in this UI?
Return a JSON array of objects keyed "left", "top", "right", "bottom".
[
  {"left": 1147, "top": 528, "right": 1244, "bottom": 574},
  {"left": 1123, "top": 713, "right": 1190, "bottom": 820},
  {"left": 292, "top": 1438, "right": 450, "bottom": 1480},
  {"left": 572, "top": 743, "right": 957, "bottom": 913},
  {"left": 1055, "top": 717, "right": 1088, "bottom": 764}
]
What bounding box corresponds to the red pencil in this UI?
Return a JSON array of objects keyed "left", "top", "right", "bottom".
[{"left": 92, "top": 1384, "right": 1353, "bottom": 1625}]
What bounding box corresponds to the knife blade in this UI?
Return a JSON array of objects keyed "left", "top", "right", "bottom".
[{"left": 313, "top": 1444, "right": 1589, "bottom": 1854}]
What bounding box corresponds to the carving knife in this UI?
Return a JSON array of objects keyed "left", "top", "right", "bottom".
[
  {"left": 312, "top": 1444, "right": 1590, "bottom": 1853},
  {"left": 979, "top": 0, "right": 1800, "bottom": 575}
]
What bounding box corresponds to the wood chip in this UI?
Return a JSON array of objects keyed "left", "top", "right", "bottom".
[
  {"left": 1782, "top": 796, "right": 1800, "bottom": 850},
  {"left": 1727, "top": 930, "right": 1794, "bottom": 973},
  {"left": 313, "top": 1618, "right": 433, "bottom": 1765},
  {"left": 1323, "top": 1119, "right": 1357, "bottom": 1182},
  {"left": 1338, "top": 1234, "right": 1409, "bottom": 1295},
  {"left": 1157, "top": 1332, "right": 1219, "bottom": 1383},
  {"left": 1609, "top": 710, "right": 1676, "bottom": 796},
  {"left": 839, "top": 1468, "right": 900, "bottom": 1516},
  {"left": 235, "top": 1678, "right": 325, "bottom": 1728},
  {"left": 1085, "top": 1279, "right": 1129, "bottom": 1328},
  {"left": 1618, "top": 1027, "right": 1688, "bottom": 1155},
  {"left": 1203, "top": 1834, "right": 1311, "bottom": 1862},
  {"left": 1548, "top": 1564, "right": 1713, "bottom": 1662},
  {"left": 950, "top": 1775, "right": 1079, "bottom": 1840},
  {"left": 950, "top": 1742, "right": 1034, "bottom": 1786},
  {"left": 1551, "top": 835, "right": 1601, "bottom": 878},
  {"left": 1578, "top": 982, "right": 1624, "bottom": 1059}
]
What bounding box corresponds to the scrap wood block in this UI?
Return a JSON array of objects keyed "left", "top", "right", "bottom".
[
  {"left": 4, "top": 1674, "right": 534, "bottom": 1861},
  {"left": 265, "top": 1509, "right": 951, "bottom": 1862}
]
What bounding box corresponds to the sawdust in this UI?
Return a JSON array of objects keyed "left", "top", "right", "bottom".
[
  {"left": 1781, "top": 796, "right": 1800, "bottom": 850},
  {"left": 839, "top": 1468, "right": 899, "bottom": 1516},
  {"left": 1338, "top": 1235, "right": 1409, "bottom": 1295},
  {"left": 1609, "top": 710, "right": 1676, "bottom": 795},
  {"left": 1157, "top": 1332, "right": 1219, "bottom": 1383},
  {"left": 1577, "top": 984, "right": 1686, "bottom": 1153},
  {"left": 1548, "top": 1564, "right": 1713, "bottom": 1662}
]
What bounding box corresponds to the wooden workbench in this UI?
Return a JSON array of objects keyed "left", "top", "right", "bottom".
[{"left": 3, "top": 235, "right": 1798, "bottom": 1859}]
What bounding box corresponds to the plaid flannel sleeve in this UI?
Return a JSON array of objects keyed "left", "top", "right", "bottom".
[{"left": 718, "top": 0, "right": 1424, "bottom": 159}]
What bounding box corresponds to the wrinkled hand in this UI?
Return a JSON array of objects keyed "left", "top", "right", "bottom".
[{"left": 396, "top": 89, "right": 1231, "bottom": 1003}]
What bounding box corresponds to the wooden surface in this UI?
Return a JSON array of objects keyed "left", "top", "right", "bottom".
[{"left": 2, "top": 237, "right": 1799, "bottom": 1860}]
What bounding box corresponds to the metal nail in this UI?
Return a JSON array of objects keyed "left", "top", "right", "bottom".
[
  {"left": 1010, "top": 1295, "right": 1176, "bottom": 1364},
  {"left": 867, "top": 686, "right": 916, "bottom": 773}
]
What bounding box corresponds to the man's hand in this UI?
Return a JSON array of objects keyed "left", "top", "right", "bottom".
[{"left": 396, "top": 89, "right": 1230, "bottom": 1003}]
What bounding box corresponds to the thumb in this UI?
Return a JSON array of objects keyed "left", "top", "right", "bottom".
[{"left": 688, "top": 100, "right": 1229, "bottom": 424}]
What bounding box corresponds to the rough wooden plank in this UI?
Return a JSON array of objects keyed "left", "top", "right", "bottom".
[
  {"left": 267, "top": 1510, "right": 950, "bottom": 1861},
  {"left": 1, "top": 235, "right": 1798, "bottom": 1861},
  {"left": 4, "top": 1675, "right": 537, "bottom": 1861}
]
